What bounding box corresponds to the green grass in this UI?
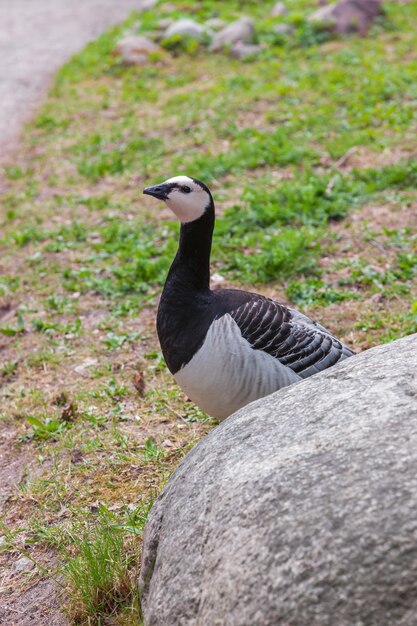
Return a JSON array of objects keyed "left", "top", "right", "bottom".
[
  {"left": 53, "top": 506, "right": 147, "bottom": 624},
  {"left": 1, "top": 505, "right": 150, "bottom": 625},
  {"left": 0, "top": 0, "right": 416, "bottom": 623},
  {"left": 2, "top": 0, "right": 416, "bottom": 299}
]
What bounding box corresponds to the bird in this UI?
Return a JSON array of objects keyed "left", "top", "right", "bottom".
[{"left": 143, "top": 175, "right": 354, "bottom": 420}]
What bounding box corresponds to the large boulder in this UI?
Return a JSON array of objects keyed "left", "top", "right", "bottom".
[{"left": 139, "top": 333, "right": 417, "bottom": 626}]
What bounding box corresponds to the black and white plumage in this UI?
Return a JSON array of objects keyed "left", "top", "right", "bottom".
[{"left": 143, "top": 175, "right": 354, "bottom": 420}]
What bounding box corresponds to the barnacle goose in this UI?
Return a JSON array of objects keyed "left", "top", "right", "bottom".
[{"left": 143, "top": 175, "right": 354, "bottom": 420}]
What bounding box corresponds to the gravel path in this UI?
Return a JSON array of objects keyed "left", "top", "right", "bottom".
[{"left": 0, "top": 0, "right": 153, "bottom": 160}]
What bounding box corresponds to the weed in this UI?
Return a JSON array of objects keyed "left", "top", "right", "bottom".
[
  {"left": 0, "top": 311, "right": 25, "bottom": 336},
  {"left": 285, "top": 278, "right": 357, "bottom": 307},
  {"left": 0, "top": 359, "right": 19, "bottom": 380},
  {"left": 142, "top": 437, "right": 164, "bottom": 461},
  {"left": 103, "top": 330, "right": 141, "bottom": 351},
  {"left": 103, "top": 378, "right": 129, "bottom": 402},
  {"left": 22, "top": 413, "right": 72, "bottom": 441}
]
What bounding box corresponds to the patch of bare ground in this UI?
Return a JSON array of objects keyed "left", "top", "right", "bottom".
[
  {"left": 234, "top": 103, "right": 278, "bottom": 132},
  {"left": 0, "top": 428, "right": 28, "bottom": 513},
  {"left": 336, "top": 145, "right": 417, "bottom": 171},
  {"left": 322, "top": 198, "right": 416, "bottom": 276},
  {"left": 315, "top": 198, "right": 416, "bottom": 349},
  {"left": 0, "top": 579, "right": 67, "bottom": 626},
  {"left": 0, "top": 424, "right": 68, "bottom": 625},
  {"left": 316, "top": 142, "right": 417, "bottom": 173}
]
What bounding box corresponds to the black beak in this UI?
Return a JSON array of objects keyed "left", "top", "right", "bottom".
[{"left": 143, "top": 183, "right": 170, "bottom": 200}]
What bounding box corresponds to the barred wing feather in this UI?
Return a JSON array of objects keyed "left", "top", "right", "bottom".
[{"left": 228, "top": 295, "right": 354, "bottom": 379}]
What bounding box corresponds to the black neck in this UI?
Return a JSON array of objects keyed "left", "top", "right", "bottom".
[{"left": 166, "top": 203, "right": 215, "bottom": 293}]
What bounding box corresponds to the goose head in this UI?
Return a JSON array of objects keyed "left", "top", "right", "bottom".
[{"left": 143, "top": 175, "right": 213, "bottom": 224}]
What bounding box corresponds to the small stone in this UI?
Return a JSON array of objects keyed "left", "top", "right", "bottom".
[
  {"left": 309, "top": 0, "right": 383, "bottom": 35},
  {"left": 210, "top": 17, "right": 255, "bottom": 52},
  {"left": 211, "top": 272, "right": 225, "bottom": 284},
  {"left": 310, "top": 4, "right": 341, "bottom": 24},
  {"left": 74, "top": 358, "right": 98, "bottom": 374},
  {"left": 157, "top": 18, "right": 174, "bottom": 29},
  {"left": 115, "top": 35, "right": 160, "bottom": 66},
  {"left": 271, "top": 2, "right": 288, "bottom": 17},
  {"left": 205, "top": 18, "right": 226, "bottom": 31},
  {"left": 230, "top": 42, "right": 263, "bottom": 60},
  {"left": 164, "top": 18, "right": 205, "bottom": 41},
  {"left": 273, "top": 23, "right": 293, "bottom": 36},
  {"left": 13, "top": 556, "right": 35, "bottom": 573}
]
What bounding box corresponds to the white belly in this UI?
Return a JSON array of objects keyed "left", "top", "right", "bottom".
[{"left": 174, "top": 314, "right": 300, "bottom": 420}]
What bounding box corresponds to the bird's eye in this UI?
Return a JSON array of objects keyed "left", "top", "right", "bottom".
[{"left": 181, "top": 186, "right": 191, "bottom": 194}]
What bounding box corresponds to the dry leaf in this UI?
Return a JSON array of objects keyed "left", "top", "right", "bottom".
[{"left": 133, "top": 371, "right": 145, "bottom": 396}]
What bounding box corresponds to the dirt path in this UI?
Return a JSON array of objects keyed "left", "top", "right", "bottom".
[{"left": 0, "top": 0, "right": 154, "bottom": 160}]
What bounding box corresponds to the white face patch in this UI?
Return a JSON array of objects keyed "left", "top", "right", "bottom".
[{"left": 163, "top": 176, "right": 211, "bottom": 223}]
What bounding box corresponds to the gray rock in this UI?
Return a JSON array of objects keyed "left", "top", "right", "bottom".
[
  {"left": 205, "top": 18, "right": 226, "bottom": 31},
  {"left": 115, "top": 35, "right": 160, "bottom": 65},
  {"left": 157, "top": 18, "right": 173, "bottom": 30},
  {"left": 210, "top": 16, "right": 255, "bottom": 52},
  {"left": 273, "top": 23, "right": 293, "bottom": 35},
  {"left": 230, "top": 42, "right": 264, "bottom": 60},
  {"left": 139, "top": 333, "right": 417, "bottom": 626},
  {"left": 271, "top": 2, "right": 288, "bottom": 17},
  {"left": 73, "top": 357, "right": 99, "bottom": 374},
  {"left": 13, "top": 556, "right": 35, "bottom": 573},
  {"left": 309, "top": 0, "right": 383, "bottom": 35},
  {"left": 164, "top": 18, "right": 205, "bottom": 41}
]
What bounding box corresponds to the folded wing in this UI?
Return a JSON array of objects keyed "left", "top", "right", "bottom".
[{"left": 226, "top": 294, "right": 354, "bottom": 379}]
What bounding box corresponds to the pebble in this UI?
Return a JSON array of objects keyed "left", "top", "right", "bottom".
[
  {"left": 13, "top": 556, "right": 35, "bottom": 573},
  {"left": 210, "top": 16, "right": 255, "bottom": 52},
  {"left": 271, "top": 2, "right": 288, "bottom": 17},
  {"left": 230, "top": 42, "right": 263, "bottom": 60},
  {"left": 309, "top": 0, "right": 382, "bottom": 35},
  {"left": 273, "top": 23, "right": 293, "bottom": 35},
  {"left": 157, "top": 18, "right": 173, "bottom": 29},
  {"left": 74, "top": 358, "right": 98, "bottom": 374},
  {"left": 115, "top": 35, "right": 160, "bottom": 66},
  {"left": 205, "top": 18, "right": 226, "bottom": 31},
  {"left": 164, "top": 18, "right": 205, "bottom": 41}
]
